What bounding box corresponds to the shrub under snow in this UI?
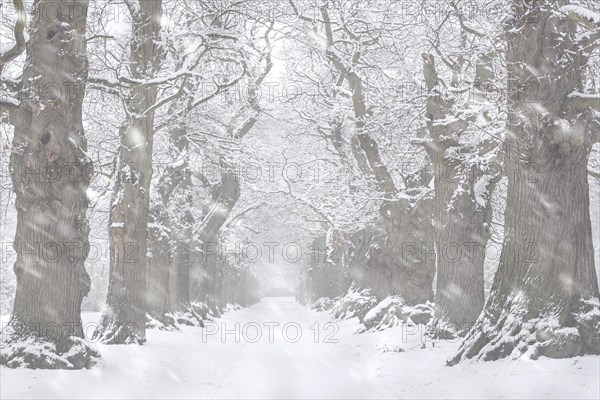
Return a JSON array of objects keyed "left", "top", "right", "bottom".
[
  {"left": 361, "top": 296, "right": 434, "bottom": 332},
  {"left": 312, "top": 297, "right": 335, "bottom": 312},
  {"left": 332, "top": 288, "right": 378, "bottom": 323}
]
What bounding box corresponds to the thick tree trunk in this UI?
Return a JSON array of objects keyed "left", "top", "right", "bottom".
[
  {"left": 1, "top": 0, "right": 98, "bottom": 369},
  {"left": 450, "top": 0, "right": 600, "bottom": 364},
  {"left": 347, "top": 190, "right": 436, "bottom": 305},
  {"left": 422, "top": 53, "right": 498, "bottom": 337},
  {"left": 432, "top": 168, "right": 492, "bottom": 336},
  {"left": 95, "top": 0, "right": 163, "bottom": 345}
]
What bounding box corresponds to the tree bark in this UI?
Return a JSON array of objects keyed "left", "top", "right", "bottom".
[
  {"left": 1, "top": 0, "right": 98, "bottom": 369},
  {"left": 421, "top": 53, "right": 499, "bottom": 337},
  {"left": 450, "top": 0, "right": 600, "bottom": 364},
  {"left": 95, "top": 0, "right": 163, "bottom": 345}
]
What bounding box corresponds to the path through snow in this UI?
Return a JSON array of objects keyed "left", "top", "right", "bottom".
[{"left": 1, "top": 297, "right": 598, "bottom": 399}]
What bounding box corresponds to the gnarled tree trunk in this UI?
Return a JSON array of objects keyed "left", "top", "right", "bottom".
[
  {"left": 147, "top": 201, "right": 172, "bottom": 325},
  {"left": 1, "top": 0, "right": 98, "bottom": 369},
  {"left": 421, "top": 53, "right": 498, "bottom": 337},
  {"left": 450, "top": 0, "right": 600, "bottom": 364}
]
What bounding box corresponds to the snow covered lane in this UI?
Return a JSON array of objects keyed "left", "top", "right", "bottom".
[
  {"left": 1, "top": 297, "right": 598, "bottom": 399},
  {"left": 214, "top": 298, "right": 396, "bottom": 399},
  {"left": 0, "top": 298, "right": 395, "bottom": 399}
]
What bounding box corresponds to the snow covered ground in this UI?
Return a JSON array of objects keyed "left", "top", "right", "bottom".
[{"left": 1, "top": 297, "right": 598, "bottom": 399}]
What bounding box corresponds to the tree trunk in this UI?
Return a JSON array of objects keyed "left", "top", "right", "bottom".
[
  {"left": 450, "top": 0, "right": 600, "bottom": 364},
  {"left": 300, "top": 227, "right": 350, "bottom": 304},
  {"left": 146, "top": 202, "right": 172, "bottom": 325},
  {"left": 191, "top": 160, "right": 240, "bottom": 310},
  {"left": 95, "top": 0, "right": 163, "bottom": 345},
  {"left": 169, "top": 199, "right": 194, "bottom": 313},
  {"left": 432, "top": 164, "right": 493, "bottom": 336},
  {"left": 1, "top": 0, "right": 98, "bottom": 369},
  {"left": 146, "top": 103, "right": 202, "bottom": 328},
  {"left": 421, "top": 53, "right": 498, "bottom": 337}
]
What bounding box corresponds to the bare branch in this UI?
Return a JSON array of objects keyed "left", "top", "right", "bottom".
[{"left": 0, "top": 0, "right": 27, "bottom": 75}]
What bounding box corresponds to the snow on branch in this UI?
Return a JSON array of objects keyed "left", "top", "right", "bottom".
[{"left": 559, "top": 5, "right": 600, "bottom": 28}]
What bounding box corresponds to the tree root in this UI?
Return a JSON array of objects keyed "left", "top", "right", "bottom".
[
  {"left": 146, "top": 307, "right": 205, "bottom": 331},
  {"left": 448, "top": 297, "right": 600, "bottom": 365},
  {"left": 1, "top": 330, "right": 99, "bottom": 369},
  {"left": 430, "top": 317, "right": 474, "bottom": 340},
  {"left": 93, "top": 323, "right": 145, "bottom": 345}
]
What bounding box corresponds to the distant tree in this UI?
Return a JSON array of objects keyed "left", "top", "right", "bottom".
[
  {"left": 288, "top": 0, "right": 436, "bottom": 304},
  {"left": 145, "top": 2, "right": 275, "bottom": 322}
]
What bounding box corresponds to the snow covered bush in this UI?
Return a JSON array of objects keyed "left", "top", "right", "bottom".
[
  {"left": 362, "top": 296, "right": 405, "bottom": 330},
  {"left": 332, "top": 288, "right": 378, "bottom": 323},
  {"left": 192, "top": 302, "right": 211, "bottom": 320},
  {"left": 312, "top": 297, "right": 335, "bottom": 312},
  {"left": 361, "top": 296, "right": 434, "bottom": 332}
]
